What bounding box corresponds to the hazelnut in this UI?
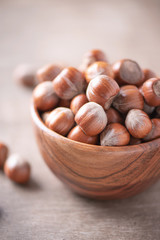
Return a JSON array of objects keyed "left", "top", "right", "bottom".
[
  {"left": 70, "top": 94, "right": 88, "bottom": 115},
  {"left": 79, "top": 49, "right": 107, "bottom": 72},
  {"left": 4, "top": 154, "right": 30, "bottom": 184},
  {"left": 85, "top": 61, "right": 114, "bottom": 83},
  {"left": 58, "top": 99, "right": 71, "bottom": 108},
  {"left": 143, "top": 68, "right": 157, "bottom": 81},
  {"left": 143, "top": 101, "right": 155, "bottom": 115},
  {"left": 143, "top": 118, "right": 160, "bottom": 142},
  {"left": 100, "top": 123, "right": 130, "bottom": 146},
  {"left": 45, "top": 107, "right": 75, "bottom": 136},
  {"left": 33, "top": 81, "right": 59, "bottom": 111},
  {"left": 53, "top": 67, "right": 85, "bottom": 99},
  {"left": 106, "top": 107, "right": 123, "bottom": 124},
  {"left": 36, "top": 64, "right": 63, "bottom": 82},
  {"left": 141, "top": 78, "right": 160, "bottom": 106},
  {"left": 75, "top": 102, "right": 107, "bottom": 136},
  {"left": 0, "top": 143, "right": 8, "bottom": 168},
  {"left": 13, "top": 64, "right": 37, "bottom": 88},
  {"left": 113, "top": 85, "right": 144, "bottom": 114},
  {"left": 125, "top": 109, "right": 152, "bottom": 138},
  {"left": 112, "top": 59, "right": 144, "bottom": 86},
  {"left": 86, "top": 75, "right": 120, "bottom": 110},
  {"left": 41, "top": 111, "right": 51, "bottom": 122},
  {"left": 129, "top": 137, "right": 142, "bottom": 145},
  {"left": 67, "top": 125, "right": 98, "bottom": 145}
]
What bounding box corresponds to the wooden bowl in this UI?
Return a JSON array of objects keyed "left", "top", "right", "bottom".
[{"left": 31, "top": 103, "right": 160, "bottom": 200}]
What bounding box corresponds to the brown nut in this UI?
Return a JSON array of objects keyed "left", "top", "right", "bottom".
[
  {"left": 67, "top": 125, "right": 98, "bottom": 145},
  {"left": 45, "top": 107, "right": 75, "bottom": 136},
  {"left": 33, "top": 81, "right": 59, "bottom": 111},
  {"left": 100, "top": 123, "right": 130, "bottom": 146},
  {"left": 112, "top": 59, "right": 144, "bottom": 86},
  {"left": 125, "top": 109, "right": 152, "bottom": 138},
  {"left": 75, "top": 102, "right": 107, "bottom": 136},
  {"left": 85, "top": 61, "right": 114, "bottom": 83},
  {"left": 53, "top": 67, "right": 85, "bottom": 99},
  {"left": 0, "top": 143, "right": 8, "bottom": 168},
  {"left": 36, "top": 64, "right": 63, "bottom": 82},
  {"left": 4, "top": 154, "right": 30, "bottom": 184},
  {"left": 143, "top": 118, "right": 160, "bottom": 142},
  {"left": 129, "top": 137, "right": 142, "bottom": 145},
  {"left": 86, "top": 75, "right": 120, "bottom": 110},
  {"left": 79, "top": 49, "right": 108, "bottom": 72},
  {"left": 141, "top": 78, "right": 160, "bottom": 106},
  {"left": 143, "top": 101, "right": 155, "bottom": 115},
  {"left": 41, "top": 111, "right": 51, "bottom": 122},
  {"left": 70, "top": 94, "right": 88, "bottom": 115},
  {"left": 113, "top": 85, "right": 144, "bottom": 114},
  {"left": 13, "top": 64, "right": 37, "bottom": 88},
  {"left": 106, "top": 107, "right": 123, "bottom": 124},
  {"left": 143, "top": 68, "right": 157, "bottom": 82},
  {"left": 58, "top": 99, "right": 71, "bottom": 108}
]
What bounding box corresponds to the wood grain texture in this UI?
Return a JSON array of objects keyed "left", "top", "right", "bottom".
[
  {"left": 1, "top": 0, "right": 160, "bottom": 239},
  {"left": 31, "top": 103, "right": 160, "bottom": 200}
]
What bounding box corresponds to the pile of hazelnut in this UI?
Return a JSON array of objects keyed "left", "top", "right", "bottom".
[{"left": 32, "top": 49, "right": 160, "bottom": 146}]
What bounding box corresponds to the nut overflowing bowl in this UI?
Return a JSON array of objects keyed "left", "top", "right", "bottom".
[
  {"left": 31, "top": 49, "right": 160, "bottom": 199},
  {"left": 31, "top": 103, "right": 160, "bottom": 200}
]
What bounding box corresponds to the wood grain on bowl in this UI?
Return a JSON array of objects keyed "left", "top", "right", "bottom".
[{"left": 31, "top": 103, "right": 160, "bottom": 200}]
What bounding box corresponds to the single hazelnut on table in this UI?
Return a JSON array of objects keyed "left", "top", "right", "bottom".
[
  {"left": 75, "top": 102, "right": 107, "bottom": 136},
  {"left": 129, "top": 137, "right": 142, "bottom": 145},
  {"left": 58, "top": 99, "right": 71, "bottom": 108},
  {"left": 143, "top": 118, "right": 160, "bottom": 142},
  {"left": 45, "top": 107, "right": 75, "bottom": 136},
  {"left": 143, "top": 68, "right": 157, "bottom": 81},
  {"left": 13, "top": 64, "right": 37, "bottom": 88},
  {"left": 106, "top": 107, "right": 123, "bottom": 124},
  {"left": 113, "top": 85, "right": 144, "bottom": 114},
  {"left": 70, "top": 94, "right": 88, "bottom": 115},
  {"left": 0, "top": 143, "right": 8, "bottom": 168},
  {"left": 4, "top": 154, "right": 30, "bottom": 184},
  {"left": 125, "top": 109, "right": 152, "bottom": 138},
  {"left": 33, "top": 81, "right": 59, "bottom": 111},
  {"left": 53, "top": 67, "right": 85, "bottom": 100},
  {"left": 79, "top": 49, "right": 108, "bottom": 72},
  {"left": 112, "top": 59, "right": 144, "bottom": 86},
  {"left": 100, "top": 123, "right": 130, "bottom": 146},
  {"left": 141, "top": 78, "right": 160, "bottom": 106},
  {"left": 67, "top": 125, "right": 98, "bottom": 145},
  {"left": 85, "top": 61, "right": 114, "bottom": 83},
  {"left": 36, "top": 64, "right": 63, "bottom": 82},
  {"left": 86, "top": 75, "right": 120, "bottom": 110},
  {"left": 143, "top": 101, "right": 155, "bottom": 115}
]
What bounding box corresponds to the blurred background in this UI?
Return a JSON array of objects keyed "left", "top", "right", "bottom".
[
  {"left": 0, "top": 0, "right": 160, "bottom": 239},
  {"left": 1, "top": 0, "right": 160, "bottom": 67}
]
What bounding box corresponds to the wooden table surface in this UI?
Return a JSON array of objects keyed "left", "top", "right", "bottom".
[{"left": 0, "top": 0, "right": 160, "bottom": 239}]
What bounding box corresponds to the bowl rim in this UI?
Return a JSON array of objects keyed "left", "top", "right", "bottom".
[{"left": 31, "top": 101, "right": 160, "bottom": 151}]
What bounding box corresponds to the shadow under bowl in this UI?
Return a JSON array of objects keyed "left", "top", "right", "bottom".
[{"left": 31, "top": 103, "right": 160, "bottom": 200}]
